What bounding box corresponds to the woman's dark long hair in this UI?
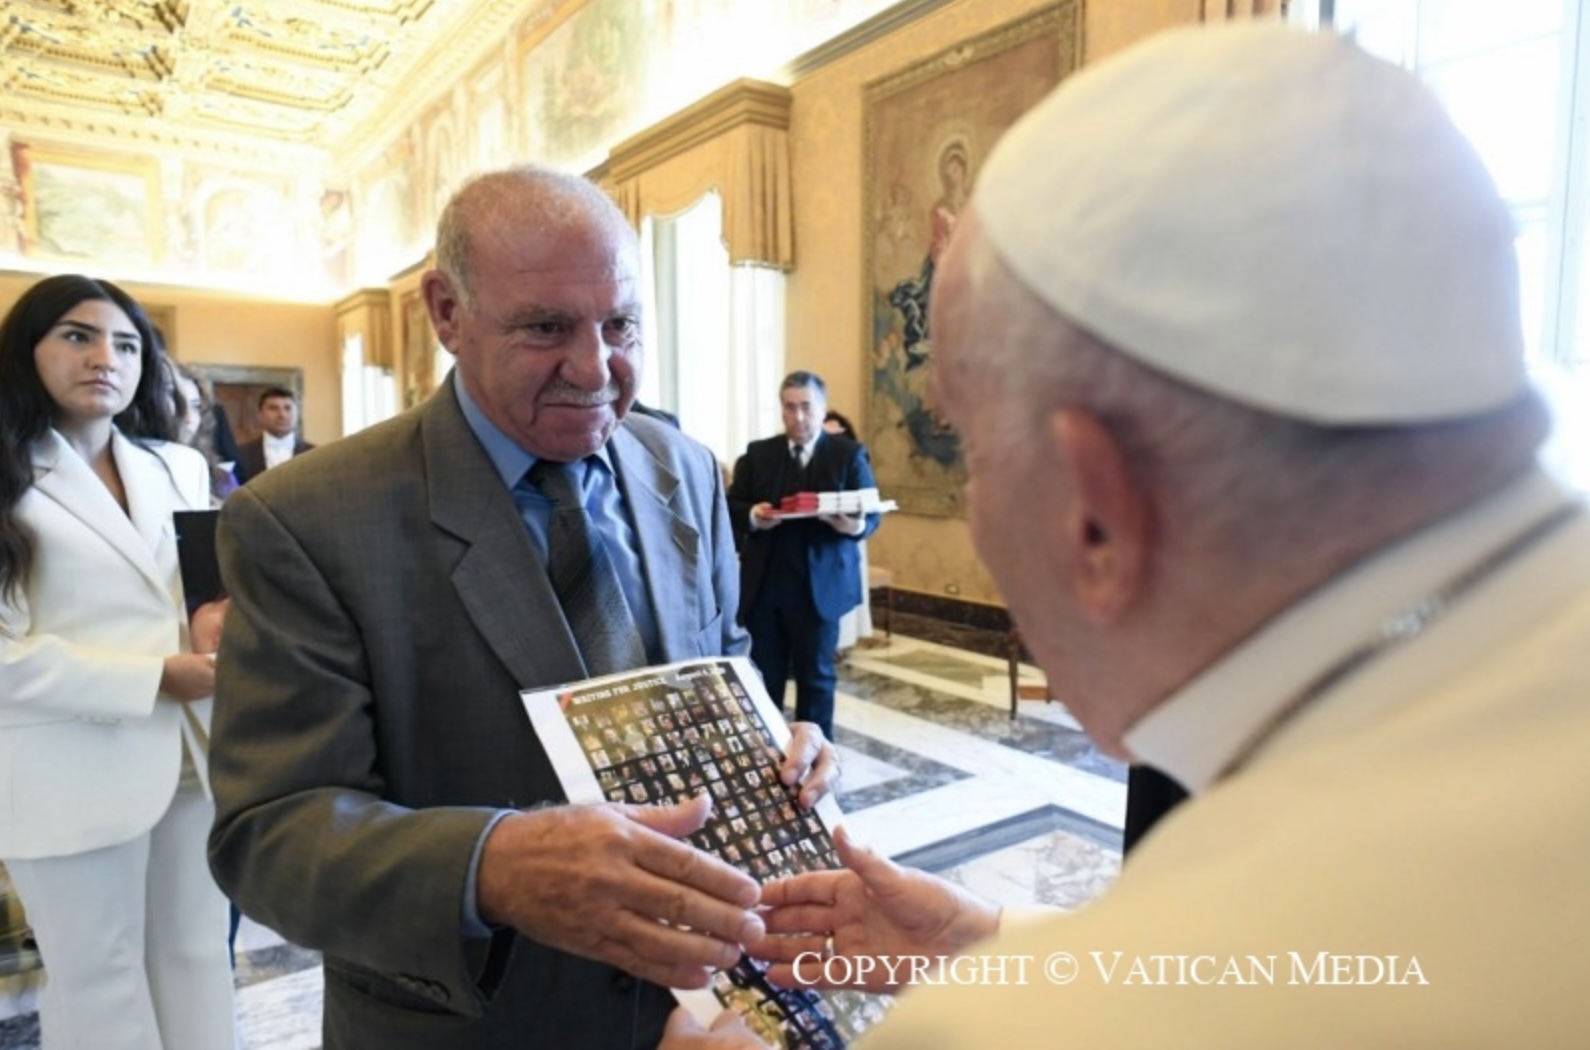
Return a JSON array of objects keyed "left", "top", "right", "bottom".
[{"left": 0, "top": 274, "right": 177, "bottom": 603}]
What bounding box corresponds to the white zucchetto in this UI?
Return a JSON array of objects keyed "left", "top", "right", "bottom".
[{"left": 973, "top": 23, "right": 1527, "bottom": 424}]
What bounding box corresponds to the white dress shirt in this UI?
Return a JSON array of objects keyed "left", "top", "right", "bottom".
[{"left": 263, "top": 431, "right": 297, "bottom": 470}]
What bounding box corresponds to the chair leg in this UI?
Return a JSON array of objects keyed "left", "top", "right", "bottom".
[{"left": 1008, "top": 628, "right": 1020, "bottom": 720}]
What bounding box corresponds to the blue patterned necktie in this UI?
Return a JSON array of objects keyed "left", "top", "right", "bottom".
[{"left": 527, "top": 459, "right": 646, "bottom": 677}]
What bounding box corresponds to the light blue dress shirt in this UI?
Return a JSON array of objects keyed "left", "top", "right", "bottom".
[
  {"left": 453, "top": 374, "right": 661, "bottom": 664},
  {"left": 451, "top": 373, "right": 661, "bottom": 937}
]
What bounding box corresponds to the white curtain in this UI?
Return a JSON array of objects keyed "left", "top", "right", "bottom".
[
  {"left": 727, "top": 263, "right": 787, "bottom": 460},
  {"left": 339, "top": 333, "right": 397, "bottom": 437},
  {"left": 643, "top": 192, "right": 786, "bottom": 467}
]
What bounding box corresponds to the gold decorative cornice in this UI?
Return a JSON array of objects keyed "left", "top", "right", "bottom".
[
  {"left": 607, "top": 80, "right": 793, "bottom": 186},
  {"left": 334, "top": 287, "right": 395, "bottom": 368},
  {"left": 605, "top": 79, "right": 795, "bottom": 271},
  {"left": 334, "top": 287, "right": 392, "bottom": 317}
]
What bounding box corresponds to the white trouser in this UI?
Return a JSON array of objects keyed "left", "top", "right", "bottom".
[{"left": 6, "top": 771, "right": 237, "bottom": 1050}]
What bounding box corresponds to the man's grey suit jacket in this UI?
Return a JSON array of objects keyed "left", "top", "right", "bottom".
[{"left": 209, "top": 382, "right": 749, "bottom": 1049}]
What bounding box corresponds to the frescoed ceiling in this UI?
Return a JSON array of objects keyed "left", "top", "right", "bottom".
[{"left": 0, "top": 0, "right": 554, "bottom": 160}]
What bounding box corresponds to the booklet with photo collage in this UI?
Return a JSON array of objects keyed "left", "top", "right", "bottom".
[{"left": 521, "top": 656, "right": 891, "bottom": 1049}]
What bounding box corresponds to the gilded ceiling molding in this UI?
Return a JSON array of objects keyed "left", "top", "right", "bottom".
[
  {"left": 337, "top": 0, "right": 556, "bottom": 169},
  {"left": 0, "top": 0, "right": 539, "bottom": 163},
  {"left": 0, "top": 107, "right": 327, "bottom": 167},
  {"left": 604, "top": 80, "right": 794, "bottom": 272}
]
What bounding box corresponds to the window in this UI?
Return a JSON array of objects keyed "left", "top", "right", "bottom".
[{"left": 1295, "top": 0, "right": 1590, "bottom": 488}]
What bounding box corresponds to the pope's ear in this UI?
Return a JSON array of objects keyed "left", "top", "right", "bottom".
[{"left": 1052, "top": 408, "right": 1151, "bottom": 623}]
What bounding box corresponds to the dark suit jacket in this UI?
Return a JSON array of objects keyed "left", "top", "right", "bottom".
[
  {"left": 209, "top": 384, "right": 748, "bottom": 1049},
  {"left": 212, "top": 401, "right": 241, "bottom": 466},
  {"left": 234, "top": 435, "right": 314, "bottom": 483},
  {"left": 727, "top": 432, "right": 879, "bottom": 624}
]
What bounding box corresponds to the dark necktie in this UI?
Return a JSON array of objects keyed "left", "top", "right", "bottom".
[
  {"left": 528, "top": 459, "right": 647, "bottom": 677},
  {"left": 783, "top": 443, "right": 806, "bottom": 498}
]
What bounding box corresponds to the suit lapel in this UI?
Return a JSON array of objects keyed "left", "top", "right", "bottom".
[
  {"left": 120, "top": 434, "right": 188, "bottom": 558},
  {"left": 239, "top": 440, "right": 264, "bottom": 480},
  {"left": 421, "top": 384, "right": 586, "bottom": 688},
  {"left": 610, "top": 424, "right": 700, "bottom": 660},
  {"left": 808, "top": 433, "right": 842, "bottom": 489},
  {"left": 31, "top": 429, "right": 170, "bottom": 600}
]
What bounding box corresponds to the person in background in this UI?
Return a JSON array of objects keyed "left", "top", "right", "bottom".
[
  {"left": 210, "top": 398, "right": 240, "bottom": 477},
  {"left": 664, "top": 22, "right": 1590, "bottom": 1047},
  {"left": 207, "top": 166, "right": 838, "bottom": 1049},
  {"left": 0, "top": 274, "right": 237, "bottom": 1050},
  {"left": 164, "top": 358, "right": 239, "bottom": 504},
  {"left": 158, "top": 353, "right": 248, "bottom": 964},
  {"left": 233, "top": 385, "right": 312, "bottom": 482},
  {"left": 821, "top": 410, "right": 875, "bottom": 655},
  {"left": 729, "top": 373, "right": 881, "bottom": 739},
  {"left": 820, "top": 410, "right": 857, "bottom": 443}
]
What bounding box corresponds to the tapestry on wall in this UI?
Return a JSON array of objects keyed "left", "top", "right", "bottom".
[{"left": 863, "top": 2, "right": 1081, "bottom": 517}]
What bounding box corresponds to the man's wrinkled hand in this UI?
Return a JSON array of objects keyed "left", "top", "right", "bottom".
[{"left": 476, "top": 795, "right": 763, "bottom": 990}]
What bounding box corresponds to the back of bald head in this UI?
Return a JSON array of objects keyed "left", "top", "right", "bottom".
[{"left": 434, "top": 166, "right": 635, "bottom": 308}]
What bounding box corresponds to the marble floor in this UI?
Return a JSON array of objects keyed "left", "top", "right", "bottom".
[{"left": 0, "top": 628, "right": 1126, "bottom": 1048}]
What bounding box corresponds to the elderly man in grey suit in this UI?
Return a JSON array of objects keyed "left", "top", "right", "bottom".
[{"left": 208, "top": 167, "right": 838, "bottom": 1049}]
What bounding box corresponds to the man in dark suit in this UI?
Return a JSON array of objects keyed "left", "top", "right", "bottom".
[
  {"left": 208, "top": 167, "right": 838, "bottom": 1050},
  {"left": 729, "top": 372, "right": 881, "bottom": 739},
  {"left": 210, "top": 399, "right": 241, "bottom": 471},
  {"left": 233, "top": 385, "right": 313, "bottom": 482}
]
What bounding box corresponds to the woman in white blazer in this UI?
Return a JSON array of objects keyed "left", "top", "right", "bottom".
[{"left": 0, "top": 276, "right": 238, "bottom": 1049}]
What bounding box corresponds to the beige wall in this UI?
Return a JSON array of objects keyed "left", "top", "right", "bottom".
[
  {"left": 0, "top": 272, "right": 340, "bottom": 445},
  {"left": 785, "top": 0, "right": 1199, "bottom": 605}
]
